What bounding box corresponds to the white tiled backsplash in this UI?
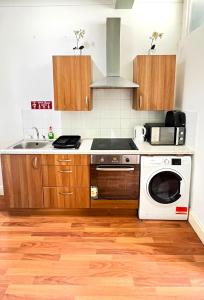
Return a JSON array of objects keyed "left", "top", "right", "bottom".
[{"left": 22, "top": 90, "right": 165, "bottom": 139}]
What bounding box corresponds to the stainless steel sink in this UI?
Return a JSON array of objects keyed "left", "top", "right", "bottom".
[{"left": 12, "top": 141, "right": 49, "bottom": 149}]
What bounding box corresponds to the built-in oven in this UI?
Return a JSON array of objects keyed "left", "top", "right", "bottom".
[{"left": 90, "top": 155, "right": 140, "bottom": 200}]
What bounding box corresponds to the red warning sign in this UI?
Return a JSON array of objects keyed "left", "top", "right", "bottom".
[
  {"left": 31, "top": 101, "right": 52, "bottom": 109},
  {"left": 176, "top": 206, "right": 188, "bottom": 214}
]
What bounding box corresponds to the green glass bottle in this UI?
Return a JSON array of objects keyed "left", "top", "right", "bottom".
[{"left": 48, "top": 126, "right": 54, "bottom": 140}]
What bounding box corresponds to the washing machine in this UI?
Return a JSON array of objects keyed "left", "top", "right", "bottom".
[{"left": 139, "top": 156, "right": 191, "bottom": 220}]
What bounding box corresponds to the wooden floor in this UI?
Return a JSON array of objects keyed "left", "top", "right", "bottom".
[
  {"left": 0, "top": 196, "right": 6, "bottom": 211},
  {"left": 0, "top": 212, "right": 203, "bottom": 299}
]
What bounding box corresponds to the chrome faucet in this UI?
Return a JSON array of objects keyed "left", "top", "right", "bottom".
[{"left": 32, "top": 127, "right": 40, "bottom": 140}]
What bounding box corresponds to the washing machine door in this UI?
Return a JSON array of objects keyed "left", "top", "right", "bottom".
[{"left": 148, "top": 171, "right": 182, "bottom": 204}]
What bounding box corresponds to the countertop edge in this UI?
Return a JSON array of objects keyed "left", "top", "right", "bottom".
[{"left": 0, "top": 139, "right": 194, "bottom": 155}]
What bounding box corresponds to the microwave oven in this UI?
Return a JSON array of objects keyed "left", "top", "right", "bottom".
[{"left": 144, "top": 123, "right": 186, "bottom": 145}]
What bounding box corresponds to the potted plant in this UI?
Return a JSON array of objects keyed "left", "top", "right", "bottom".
[
  {"left": 148, "top": 32, "right": 163, "bottom": 55},
  {"left": 73, "top": 29, "right": 85, "bottom": 55}
]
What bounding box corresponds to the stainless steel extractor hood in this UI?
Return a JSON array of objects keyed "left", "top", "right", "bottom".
[{"left": 90, "top": 18, "right": 139, "bottom": 89}]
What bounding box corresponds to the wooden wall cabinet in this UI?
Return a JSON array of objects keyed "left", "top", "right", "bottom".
[
  {"left": 53, "top": 55, "right": 92, "bottom": 111},
  {"left": 133, "top": 55, "right": 176, "bottom": 111},
  {"left": 1, "top": 155, "right": 43, "bottom": 208}
]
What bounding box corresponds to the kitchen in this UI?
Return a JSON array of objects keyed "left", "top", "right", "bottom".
[{"left": 0, "top": 0, "right": 204, "bottom": 299}]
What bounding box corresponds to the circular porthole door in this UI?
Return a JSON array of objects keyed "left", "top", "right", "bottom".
[{"left": 148, "top": 171, "right": 182, "bottom": 204}]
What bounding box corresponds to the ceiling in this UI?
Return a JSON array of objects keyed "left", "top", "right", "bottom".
[
  {"left": 0, "top": 0, "right": 112, "bottom": 6},
  {"left": 0, "top": 0, "right": 183, "bottom": 7}
]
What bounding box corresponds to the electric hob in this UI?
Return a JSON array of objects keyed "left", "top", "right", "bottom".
[{"left": 91, "top": 138, "right": 138, "bottom": 150}]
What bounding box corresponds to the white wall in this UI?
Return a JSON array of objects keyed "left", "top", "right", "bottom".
[
  {"left": 189, "top": 0, "right": 204, "bottom": 32},
  {"left": 176, "top": 25, "right": 204, "bottom": 228},
  {"left": 0, "top": 1, "right": 183, "bottom": 193}
]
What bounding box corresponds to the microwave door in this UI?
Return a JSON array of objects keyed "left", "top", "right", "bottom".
[
  {"left": 160, "top": 127, "right": 175, "bottom": 145},
  {"left": 151, "top": 127, "right": 175, "bottom": 145}
]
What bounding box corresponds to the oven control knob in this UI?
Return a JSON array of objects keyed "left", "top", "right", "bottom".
[
  {"left": 100, "top": 157, "right": 105, "bottom": 163},
  {"left": 125, "top": 157, "right": 130, "bottom": 163},
  {"left": 112, "top": 157, "right": 118, "bottom": 163},
  {"left": 164, "top": 158, "right": 170, "bottom": 165}
]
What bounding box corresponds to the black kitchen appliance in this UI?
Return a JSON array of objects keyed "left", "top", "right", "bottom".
[
  {"left": 144, "top": 111, "right": 186, "bottom": 146},
  {"left": 91, "top": 138, "right": 138, "bottom": 150},
  {"left": 52, "top": 135, "right": 81, "bottom": 149},
  {"left": 144, "top": 123, "right": 186, "bottom": 145},
  {"left": 165, "top": 110, "right": 186, "bottom": 127}
]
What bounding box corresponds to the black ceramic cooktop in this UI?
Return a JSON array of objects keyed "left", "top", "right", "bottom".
[{"left": 91, "top": 138, "right": 138, "bottom": 150}]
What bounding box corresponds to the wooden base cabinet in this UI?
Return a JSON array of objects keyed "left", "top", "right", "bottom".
[
  {"left": 1, "top": 154, "right": 90, "bottom": 211},
  {"left": 133, "top": 55, "right": 176, "bottom": 111},
  {"left": 41, "top": 154, "right": 90, "bottom": 209},
  {"left": 1, "top": 155, "right": 43, "bottom": 208}
]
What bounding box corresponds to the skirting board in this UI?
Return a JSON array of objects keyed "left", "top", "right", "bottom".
[
  {"left": 189, "top": 210, "right": 204, "bottom": 244},
  {"left": 0, "top": 186, "right": 4, "bottom": 195}
]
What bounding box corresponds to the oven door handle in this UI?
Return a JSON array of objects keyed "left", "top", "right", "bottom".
[{"left": 96, "top": 167, "right": 135, "bottom": 172}]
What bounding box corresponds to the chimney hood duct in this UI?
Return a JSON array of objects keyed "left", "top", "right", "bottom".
[{"left": 90, "top": 18, "right": 139, "bottom": 89}]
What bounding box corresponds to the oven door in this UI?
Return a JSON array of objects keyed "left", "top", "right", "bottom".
[{"left": 90, "top": 164, "right": 139, "bottom": 200}]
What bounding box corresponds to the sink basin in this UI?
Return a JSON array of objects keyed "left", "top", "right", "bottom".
[{"left": 12, "top": 141, "right": 49, "bottom": 149}]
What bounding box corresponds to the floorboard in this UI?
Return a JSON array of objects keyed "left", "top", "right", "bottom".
[
  {"left": 0, "top": 196, "right": 6, "bottom": 211},
  {"left": 0, "top": 212, "right": 203, "bottom": 299}
]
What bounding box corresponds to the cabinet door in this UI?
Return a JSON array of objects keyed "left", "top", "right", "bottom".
[
  {"left": 42, "top": 166, "right": 75, "bottom": 187},
  {"left": 41, "top": 154, "right": 90, "bottom": 166},
  {"left": 1, "top": 155, "right": 43, "bottom": 208},
  {"left": 133, "top": 55, "right": 176, "bottom": 111},
  {"left": 53, "top": 56, "right": 92, "bottom": 111},
  {"left": 42, "top": 165, "right": 89, "bottom": 187},
  {"left": 43, "top": 187, "right": 90, "bottom": 209}
]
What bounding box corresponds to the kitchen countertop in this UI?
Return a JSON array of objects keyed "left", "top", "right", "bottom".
[{"left": 0, "top": 139, "right": 194, "bottom": 155}]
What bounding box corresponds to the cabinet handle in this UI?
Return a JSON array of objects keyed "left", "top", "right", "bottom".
[
  {"left": 58, "top": 170, "right": 72, "bottom": 173},
  {"left": 139, "top": 95, "right": 143, "bottom": 109},
  {"left": 59, "top": 192, "right": 73, "bottom": 196},
  {"left": 85, "top": 96, "right": 88, "bottom": 107},
  {"left": 57, "top": 159, "right": 72, "bottom": 162},
  {"left": 32, "top": 157, "right": 38, "bottom": 169}
]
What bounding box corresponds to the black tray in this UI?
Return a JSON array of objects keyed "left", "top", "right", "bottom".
[{"left": 52, "top": 135, "right": 81, "bottom": 149}]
